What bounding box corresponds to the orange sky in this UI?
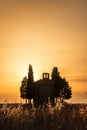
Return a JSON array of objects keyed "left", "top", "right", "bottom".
[{"left": 0, "top": 0, "right": 87, "bottom": 103}]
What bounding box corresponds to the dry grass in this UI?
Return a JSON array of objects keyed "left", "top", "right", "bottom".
[{"left": 0, "top": 103, "right": 87, "bottom": 130}]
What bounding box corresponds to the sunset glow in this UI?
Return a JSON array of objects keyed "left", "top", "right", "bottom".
[{"left": 0, "top": 0, "right": 87, "bottom": 103}]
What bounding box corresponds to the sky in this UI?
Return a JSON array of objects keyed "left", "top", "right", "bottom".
[{"left": 0, "top": 0, "right": 87, "bottom": 103}]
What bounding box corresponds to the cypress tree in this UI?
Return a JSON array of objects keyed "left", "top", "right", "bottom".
[
  {"left": 51, "top": 67, "right": 72, "bottom": 100},
  {"left": 27, "top": 64, "right": 34, "bottom": 100}
]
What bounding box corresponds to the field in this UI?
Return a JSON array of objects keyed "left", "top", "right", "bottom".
[{"left": 0, "top": 102, "right": 87, "bottom": 130}]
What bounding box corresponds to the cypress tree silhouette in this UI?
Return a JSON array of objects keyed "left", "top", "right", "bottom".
[
  {"left": 26, "top": 64, "right": 34, "bottom": 104},
  {"left": 51, "top": 67, "right": 72, "bottom": 100}
]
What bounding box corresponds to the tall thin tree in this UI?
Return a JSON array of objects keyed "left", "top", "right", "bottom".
[{"left": 27, "top": 64, "right": 34, "bottom": 104}]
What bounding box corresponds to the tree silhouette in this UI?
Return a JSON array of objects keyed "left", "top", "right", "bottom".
[
  {"left": 26, "top": 64, "right": 34, "bottom": 103},
  {"left": 51, "top": 67, "right": 72, "bottom": 100},
  {"left": 20, "top": 76, "right": 28, "bottom": 104}
]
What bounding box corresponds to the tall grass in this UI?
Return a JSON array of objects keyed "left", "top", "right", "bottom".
[{"left": 0, "top": 103, "right": 87, "bottom": 130}]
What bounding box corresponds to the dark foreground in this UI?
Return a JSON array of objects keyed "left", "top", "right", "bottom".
[{"left": 0, "top": 103, "right": 87, "bottom": 130}]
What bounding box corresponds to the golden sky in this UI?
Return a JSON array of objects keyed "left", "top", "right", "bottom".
[{"left": 0, "top": 0, "right": 87, "bottom": 103}]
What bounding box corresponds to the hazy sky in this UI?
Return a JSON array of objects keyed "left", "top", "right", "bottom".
[{"left": 0, "top": 0, "right": 87, "bottom": 103}]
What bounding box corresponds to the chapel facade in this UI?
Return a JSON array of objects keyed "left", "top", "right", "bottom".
[{"left": 33, "top": 73, "right": 55, "bottom": 106}]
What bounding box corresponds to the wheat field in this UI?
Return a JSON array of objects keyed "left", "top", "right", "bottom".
[{"left": 0, "top": 103, "right": 87, "bottom": 130}]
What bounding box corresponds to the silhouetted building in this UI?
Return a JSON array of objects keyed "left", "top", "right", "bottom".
[{"left": 33, "top": 73, "right": 55, "bottom": 106}]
